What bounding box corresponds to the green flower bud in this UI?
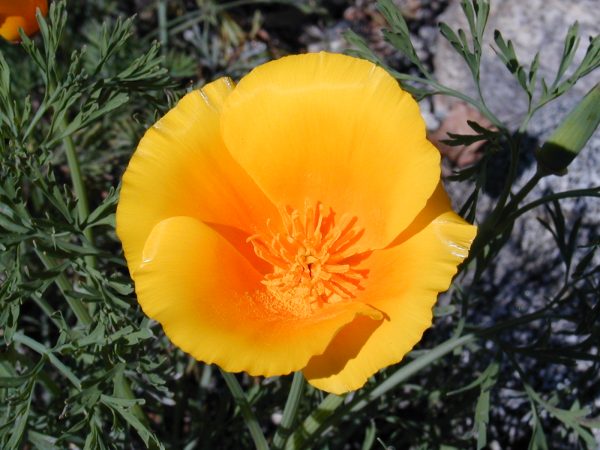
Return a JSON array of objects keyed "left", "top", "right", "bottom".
[{"left": 536, "top": 84, "right": 600, "bottom": 175}]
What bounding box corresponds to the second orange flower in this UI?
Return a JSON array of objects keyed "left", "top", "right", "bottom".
[{"left": 0, "top": 0, "right": 47, "bottom": 42}]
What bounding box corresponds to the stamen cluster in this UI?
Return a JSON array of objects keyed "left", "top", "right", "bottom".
[{"left": 249, "top": 202, "right": 369, "bottom": 313}]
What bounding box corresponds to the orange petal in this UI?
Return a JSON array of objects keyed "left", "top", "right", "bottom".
[
  {"left": 135, "top": 216, "right": 383, "bottom": 376},
  {"left": 116, "top": 78, "right": 278, "bottom": 275},
  {"left": 0, "top": 0, "right": 47, "bottom": 41},
  {"left": 221, "top": 52, "right": 440, "bottom": 251},
  {"left": 303, "top": 185, "right": 477, "bottom": 393}
]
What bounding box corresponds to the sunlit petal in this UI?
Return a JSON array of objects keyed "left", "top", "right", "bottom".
[{"left": 221, "top": 52, "right": 440, "bottom": 251}]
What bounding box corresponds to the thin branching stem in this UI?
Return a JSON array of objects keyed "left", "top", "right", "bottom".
[
  {"left": 58, "top": 124, "right": 149, "bottom": 427},
  {"left": 487, "top": 169, "right": 545, "bottom": 238},
  {"left": 393, "top": 73, "right": 504, "bottom": 129},
  {"left": 30, "top": 292, "right": 67, "bottom": 331},
  {"left": 350, "top": 333, "right": 476, "bottom": 411},
  {"left": 285, "top": 395, "right": 345, "bottom": 450}
]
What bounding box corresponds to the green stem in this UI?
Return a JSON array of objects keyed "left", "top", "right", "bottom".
[
  {"left": 143, "top": 0, "right": 291, "bottom": 42},
  {"left": 287, "top": 334, "right": 476, "bottom": 449},
  {"left": 483, "top": 170, "right": 545, "bottom": 241},
  {"left": 59, "top": 113, "right": 154, "bottom": 435},
  {"left": 220, "top": 369, "right": 269, "bottom": 450},
  {"left": 285, "top": 395, "right": 345, "bottom": 450},
  {"left": 36, "top": 251, "right": 146, "bottom": 425},
  {"left": 114, "top": 366, "right": 149, "bottom": 425},
  {"left": 518, "top": 109, "right": 535, "bottom": 134},
  {"left": 393, "top": 73, "right": 504, "bottom": 129},
  {"left": 506, "top": 187, "right": 600, "bottom": 223},
  {"left": 36, "top": 251, "right": 149, "bottom": 425},
  {"left": 157, "top": 0, "right": 168, "bottom": 55},
  {"left": 48, "top": 53, "right": 146, "bottom": 433},
  {"left": 272, "top": 372, "right": 306, "bottom": 449},
  {"left": 475, "top": 78, "right": 501, "bottom": 131},
  {"left": 470, "top": 309, "right": 555, "bottom": 337},
  {"left": 500, "top": 170, "right": 544, "bottom": 218},
  {"left": 61, "top": 119, "right": 96, "bottom": 271}
]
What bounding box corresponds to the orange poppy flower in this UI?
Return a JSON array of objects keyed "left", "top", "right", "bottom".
[
  {"left": 0, "top": 0, "right": 47, "bottom": 42},
  {"left": 116, "top": 52, "right": 477, "bottom": 394}
]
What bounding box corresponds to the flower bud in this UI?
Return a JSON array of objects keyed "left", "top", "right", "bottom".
[{"left": 536, "top": 84, "right": 600, "bottom": 175}]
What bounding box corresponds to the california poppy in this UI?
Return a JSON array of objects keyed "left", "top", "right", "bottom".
[
  {"left": 117, "top": 52, "right": 477, "bottom": 394},
  {"left": 0, "top": 0, "right": 47, "bottom": 42}
]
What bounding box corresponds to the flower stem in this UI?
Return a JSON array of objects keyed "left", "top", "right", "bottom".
[
  {"left": 272, "top": 372, "right": 306, "bottom": 449},
  {"left": 286, "top": 334, "right": 476, "bottom": 449},
  {"left": 506, "top": 187, "right": 600, "bottom": 221},
  {"left": 157, "top": 0, "right": 168, "bottom": 55},
  {"left": 220, "top": 369, "right": 269, "bottom": 450},
  {"left": 285, "top": 394, "right": 345, "bottom": 450},
  {"left": 61, "top": 118, "right": 96, "bottom": 270},
  {"left": 113, "top": 366, "right": 150, "bottom": 425}
]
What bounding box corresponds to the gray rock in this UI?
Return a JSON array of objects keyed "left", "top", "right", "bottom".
[{"left": 435, "top": 0, "right": 600, "bottom": 302}]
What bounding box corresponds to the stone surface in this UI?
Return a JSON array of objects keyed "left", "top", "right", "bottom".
[{"left": 434, "top": 0, "right": 600, "bottom": 299}]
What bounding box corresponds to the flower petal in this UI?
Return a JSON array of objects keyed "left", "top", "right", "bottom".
[
  {"left": 220, "top": 52, "right": 440, "bottom": 250},
  {"left": 303, "top": 185, "right": 476, "bottom": 393},
  {"left": 116, "top": 78, "right": 278, "bottom": 274},
  {"left": 135, "top": 216, "right": 384, "bottom": 377}
]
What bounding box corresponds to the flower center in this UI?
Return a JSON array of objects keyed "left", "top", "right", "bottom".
[{"left": 248, "top": 202, "right": 369, "bottom": 316}]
